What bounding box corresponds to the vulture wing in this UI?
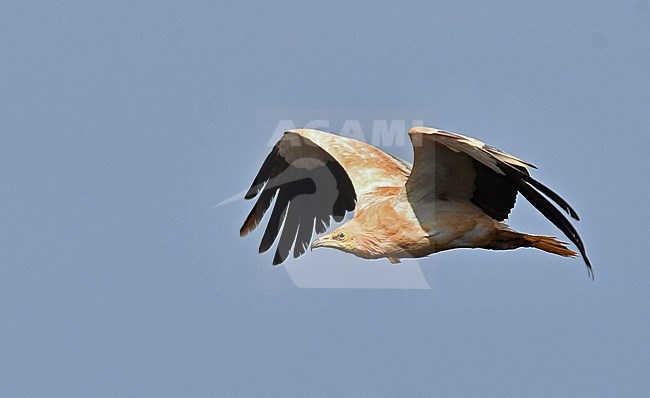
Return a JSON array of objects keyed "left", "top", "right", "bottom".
[
  {"left": 241, "top": 129, "right": 410, "bottom": 264},
  {"left": 406, "top": 126, "right": 591, "bottom": 276}
]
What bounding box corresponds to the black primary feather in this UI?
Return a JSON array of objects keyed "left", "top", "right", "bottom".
[
  {"left": 501, "top": 166, "right": 593, "bottom": 279},
  {"left": 241, "top": 137, "right": 357, "bottom": 265}
]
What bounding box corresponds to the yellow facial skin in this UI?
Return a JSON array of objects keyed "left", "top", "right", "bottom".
[{"left": 310, "top": 229, "right": 356, "bottom": 253}]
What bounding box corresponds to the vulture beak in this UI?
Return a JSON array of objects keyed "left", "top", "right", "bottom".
[{"left": 310, "top": 237, "right": 329, "bottom": 251}]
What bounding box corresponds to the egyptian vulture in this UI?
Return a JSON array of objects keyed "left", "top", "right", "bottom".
[{"left": 240, "top": 127, "right": 592, "bottom": 278}]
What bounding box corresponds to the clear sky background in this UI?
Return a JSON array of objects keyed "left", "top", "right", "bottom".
[{"left": 2, "top": 1, "right": 649, "bottom": 396}]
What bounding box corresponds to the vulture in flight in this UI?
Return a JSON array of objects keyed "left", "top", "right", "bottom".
[{"left": 240, "top": 127, "right": 592, "bottom": 278}]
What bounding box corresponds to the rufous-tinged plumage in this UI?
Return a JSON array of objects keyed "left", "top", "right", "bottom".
[{"left": 241, "top": 126, "right": 593, "bottom": 279}]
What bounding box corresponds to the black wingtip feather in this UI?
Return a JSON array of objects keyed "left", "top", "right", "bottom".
[
  {"left": 240, "top": 188, "right": 278, "bottom": 236},
  {"left": 293, "top": 217, "right": 315, "bottom": 258},
  {"left": 511, "top": 167, "right": 581, "bottom": 221},
  {"left": 504, "top": 167, "right": 592, "bottom": 278},
  {"left": 272, "top": 250, "right": 284, "bottom": 265},
  {"left": 259, "top": 191, "right": 290, "bottom": 253},
  {"left": 244, "top": 185, "right": 262, "bottom": 200}
]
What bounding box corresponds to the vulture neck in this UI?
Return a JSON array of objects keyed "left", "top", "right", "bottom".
[{"left": 345, "top": 217, "right": 392, "bottom": 259}]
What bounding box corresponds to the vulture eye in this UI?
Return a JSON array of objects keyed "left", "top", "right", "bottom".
[{"left": 338, "top": 232, "right": 346, "bottom": 239}]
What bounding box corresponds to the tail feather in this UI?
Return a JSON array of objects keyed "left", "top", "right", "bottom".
[
  {"left": 491, "top": 230, "right": 591, "bottom": 278},
  {"left": 522, "top": 234, "right": 578, "bottom": 258}
]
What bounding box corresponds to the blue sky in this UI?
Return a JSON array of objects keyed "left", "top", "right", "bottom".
[{"left": 1, "top": 1, "right": 649, "bottom": 396}]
